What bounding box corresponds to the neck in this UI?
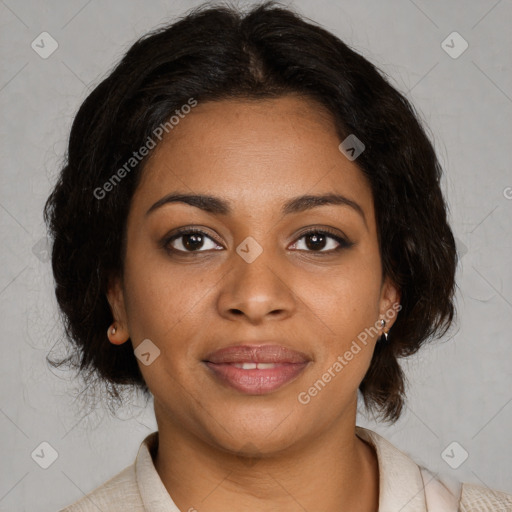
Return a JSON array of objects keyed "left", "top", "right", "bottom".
[{"left": 152, "top": 402, "right": 379, "bottom": 512}]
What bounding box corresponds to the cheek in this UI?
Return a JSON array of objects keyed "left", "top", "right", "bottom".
[
  {"left": 294, "top": 256, "right": 382, "bottom": 393},
  {"left": 303, "top": 257, "right": 382, "bottom": 335},
  {"left": 122, "top": 246, "right": 204, "bottom": 345},
  {"left": 122, "top": 256, "right": 203, "bottom": 396},
  {"left": 296, "top": 271, "right": 379, "bottom": 411}
]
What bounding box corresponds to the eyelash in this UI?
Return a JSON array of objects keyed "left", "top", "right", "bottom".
[{"left": 162, "top": 227, "right": 354, "bottom": 255}]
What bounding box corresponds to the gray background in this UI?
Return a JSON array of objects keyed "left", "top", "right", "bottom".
[{"left": 1, "top": 0, "right": 511, "bottom": 510}]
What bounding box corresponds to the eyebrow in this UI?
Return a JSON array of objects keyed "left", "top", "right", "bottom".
[{"left": 146, "top": 192, "right": 367, "bottom": 227}]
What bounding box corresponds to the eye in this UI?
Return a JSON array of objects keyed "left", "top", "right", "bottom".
[
  {"left": 163, "top": 228, "right": 223, "bottom": 253},
  {"left": 289, "top": 228, "right": 353, "bottom": 253},
  {"left": 162, "top": 227, "right": 353, "bottom": 255}
]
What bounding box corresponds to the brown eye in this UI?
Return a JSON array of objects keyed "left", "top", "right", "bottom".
[
  {"left": 290, "top": 229, "right": 353, "bottom": 253},
  {"left": 164, "top": 229, "right": 223, "bottom": 253}
]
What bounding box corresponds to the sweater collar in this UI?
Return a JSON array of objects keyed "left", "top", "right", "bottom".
[
  {"left": 135, "top": 427, "right": 428, "bottom": 511},
  {"left": 356, "top": 426, "right": 427, "bottom": 511},
  {"left": 135, "top": 431, "right": 181, "bottom": 511}
]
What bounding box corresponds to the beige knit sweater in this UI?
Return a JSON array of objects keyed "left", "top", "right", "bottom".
[{"left": 59, "top": 427, "right": 512, "bottom": 511}]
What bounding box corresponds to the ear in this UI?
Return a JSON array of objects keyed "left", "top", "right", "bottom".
[
  {"left": 105, "top": 272, "right": 130, "bottom": 345},
  {"left": 378, "top": 275, "right": 401, "bottom": 332}
]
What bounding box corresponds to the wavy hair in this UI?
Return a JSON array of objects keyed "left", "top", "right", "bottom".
[{"left": 44, "top": 0, "right": 458, "bottom": 422}]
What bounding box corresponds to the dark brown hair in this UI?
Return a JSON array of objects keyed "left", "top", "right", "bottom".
[{"left": 44, "top": 0, "right": 458, "bottom": 422}]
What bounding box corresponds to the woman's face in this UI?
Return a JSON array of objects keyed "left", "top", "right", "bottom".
[{"left": 108, "top": 95, "right": 400, "bottom": 455}]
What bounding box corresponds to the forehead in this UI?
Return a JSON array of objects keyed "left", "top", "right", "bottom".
[{"left": 133, "top": 95, "right": 372, "bottom": 216}]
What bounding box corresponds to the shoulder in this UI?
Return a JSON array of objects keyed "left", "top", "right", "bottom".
[
  {"left": 58, "top": 463, "right": 142, "bottom": 512},
  {"left": 460, "top": 482, "right": 512, "bottom": 511},
  {"left": 58, "top": 431, "right": 179, "bottom": 512},
  {"left": 355, "top": 426, "right": 512, "bottom": 511},
  {"left": 418, "top": 467, "right": 512, "bottom": 511}
]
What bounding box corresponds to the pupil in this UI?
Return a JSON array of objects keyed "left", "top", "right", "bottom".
[
  {"left": 184, "top": 233, "right": 204, "bottom": 251},
  {"left": 306, "top": 233, "right": 326, "bottom": 250}
]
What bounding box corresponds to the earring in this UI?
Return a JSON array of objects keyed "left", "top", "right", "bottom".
[
  {"left": 379, "top": 319, "right": 388, "bottom": 343},
  {"left": 107, "top": 322, "right": 129, "bottom": 346},
  {"left": 108, "top": 322, "right": 118, "bottom": 337}
]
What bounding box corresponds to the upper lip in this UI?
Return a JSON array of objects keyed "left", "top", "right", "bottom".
[{"left": 204, "top": 344, "right": 310, "bottom": 364}]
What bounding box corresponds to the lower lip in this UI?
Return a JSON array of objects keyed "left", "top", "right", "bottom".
[{"left": 204, "top": 362, "right": 308, "bottom": 395}]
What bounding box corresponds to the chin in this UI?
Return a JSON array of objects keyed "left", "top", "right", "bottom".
[{"left": 201, "top": 405, "right": 305, "bottom": 455}]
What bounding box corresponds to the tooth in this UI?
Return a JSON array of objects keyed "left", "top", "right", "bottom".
[{"left": 232, "top": 362, "right": 278, "bottom": 369}]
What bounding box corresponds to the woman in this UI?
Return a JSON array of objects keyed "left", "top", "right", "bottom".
[{"left": 45, "top": 2, "right": 511, "bottom": 510}]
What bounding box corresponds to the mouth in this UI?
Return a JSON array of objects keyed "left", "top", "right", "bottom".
[{"left": 203, "top": 344, "right": 311, "bottom": 395}]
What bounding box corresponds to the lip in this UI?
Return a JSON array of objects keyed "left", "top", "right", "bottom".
[
  {"left": 204, "top": 344, "right": 310, "bottom": 364},
  {"left": 203, "top": 344, "right": 311, "bottom": 395}
]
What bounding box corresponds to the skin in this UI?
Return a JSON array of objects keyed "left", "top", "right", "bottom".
[{"left": 106, "top": 94, "right": 401, "bottom": 512}]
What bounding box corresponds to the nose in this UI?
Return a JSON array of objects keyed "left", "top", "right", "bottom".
[{"left": 216, "top": 240, "right": 297, "bottom": 325}]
